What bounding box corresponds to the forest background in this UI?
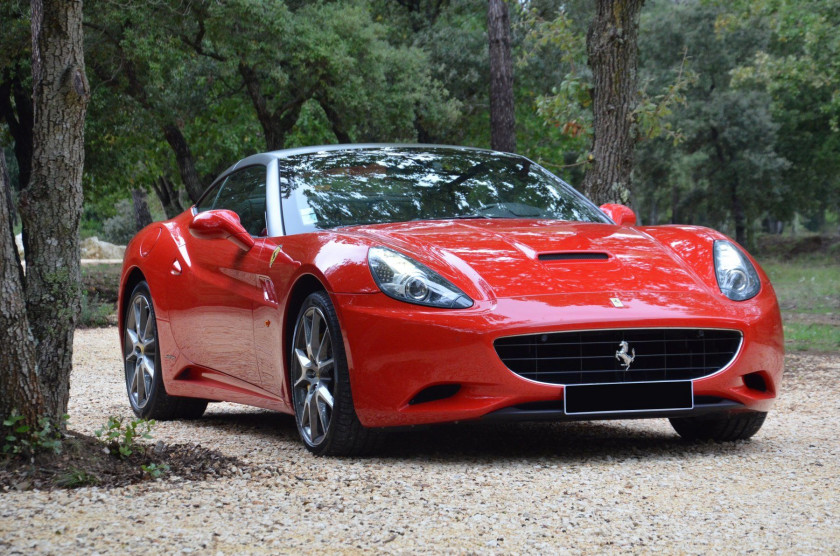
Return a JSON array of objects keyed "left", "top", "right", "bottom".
[{"left": 2, "top": 0, "right": 838, "bottom": 249}]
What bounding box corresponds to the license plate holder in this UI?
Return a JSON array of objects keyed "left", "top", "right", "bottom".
[{"left": 564, "top": 381, "right": 694, "bottom": 415}]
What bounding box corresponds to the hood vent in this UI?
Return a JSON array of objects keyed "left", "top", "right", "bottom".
[{"left": 538, "top": 252, "right": 609, "bottom": 262}]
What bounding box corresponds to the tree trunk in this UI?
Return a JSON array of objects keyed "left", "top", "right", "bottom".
[
  {"left": 131, "top": 188, "right": 153, "bottom": 231},
  {"left": 0, "top": 151, "right": 44, "bottom": 427},
  {"left": 238, "top": 62, "right": 306, "bottom": 151},
  {"left": 0, "top": 70, "right": 35, "bottom": 192},
  {"left": 1, "top": 0, "right": 90, "bottom": 428},
  {"left": 319, "top": 98, "right": 353, "bottom": 144},
  {"left": 151, "top": 175, "right": 185, "bottom": 219},
  {"left": 581, "top": 0, "right": 644, "bottom": 205},
  {"left": 163, "top": 124, "right": 204, "bottom": 204},
  {"left": 731, "top": 181, "right": 746, "bottom": 245},
  {"left": 487, "top": 0, "right": 516, "bottom": 153}
]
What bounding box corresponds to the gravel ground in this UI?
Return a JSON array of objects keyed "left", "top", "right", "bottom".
[{"left": 1, "top": 327, "right": 838, "bottom": 554}]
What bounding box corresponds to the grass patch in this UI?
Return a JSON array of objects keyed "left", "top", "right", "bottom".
[
  {"left": 81, "top": 263, "right": 122, "bottom": 303},
  {"left": 761, "top": 260, "right": 840, "bottom": 313},
  {"left": 79, "top": 291, "right": 115, "bottom": 328},
  {"left": 759, "top": 258, "right": 840, "bottom": 352},
  {"left": 783, "top": 322, "right": 840, "bottom": 352},
  {"left": 78, "top": 263, "right": 121, "bottom": 328}
]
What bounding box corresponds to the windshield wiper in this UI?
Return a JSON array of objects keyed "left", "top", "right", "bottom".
[
  {"left": 417, "top": 214, "right": 511, "bottom": 221},
  {"left": 450, "top": 214, "right": 506, "bottom": 219}
]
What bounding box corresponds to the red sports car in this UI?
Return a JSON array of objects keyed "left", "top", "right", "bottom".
[{"left": 119, "top": 145, "right": 784, "bottom": 455}]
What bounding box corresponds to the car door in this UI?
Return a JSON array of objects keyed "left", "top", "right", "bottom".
[
  {"left": 251, "top": 163, "right": 296, "bottom": 397},
  {"left": 173, "top": 165, "right": 268, "bottom": 385}
]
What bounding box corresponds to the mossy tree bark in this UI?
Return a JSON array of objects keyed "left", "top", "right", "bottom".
[
  {"left": 0, "top": 151, "right": 44, "bottom": 427},
  {"left": 0, "top": 0, "right": 89, "bottom": 428},
  {"left": 581, "top": 0, "right": 645, "bottom": 206}
]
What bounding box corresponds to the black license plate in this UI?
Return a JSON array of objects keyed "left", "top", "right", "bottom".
[{"left": 564, "top": 381, "right": 694, "bottom": 415}]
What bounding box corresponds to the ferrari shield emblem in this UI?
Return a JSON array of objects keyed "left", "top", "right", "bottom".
[{"left": 269, "top": 246, "right": 283, "bottom": 268}]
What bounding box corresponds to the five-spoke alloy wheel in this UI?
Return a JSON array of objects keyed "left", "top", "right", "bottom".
[
  {"left": 123, "top": 281, "right": 207, "bottom": 420},
  {"left": 125, "top": 289, "right": 157, "bottom": 410},
  {"left": 291, "top": 291, "right": 381, "bottom": 455},
  {"left": 292, "top": 305, "right": 336, "bottom": 447}
]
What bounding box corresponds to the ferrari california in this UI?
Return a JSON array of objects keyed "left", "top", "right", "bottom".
[{"left": 119, "top": 145, "right": 784, "bottom": 455}]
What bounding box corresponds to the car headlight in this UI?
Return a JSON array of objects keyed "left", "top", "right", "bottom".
[
  {"left": 368, "top": 247, "right": 473, "bottom": 308},
  {"left": 714, "top": 240, "right": 761, "bottom": 301}
]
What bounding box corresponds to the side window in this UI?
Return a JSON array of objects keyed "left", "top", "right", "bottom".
[
  {"left": 198, "top": 166, "right": 267, "bottom": 236},
  {"left": 195, "top": 180, "right": 224, "bottom": 212}
]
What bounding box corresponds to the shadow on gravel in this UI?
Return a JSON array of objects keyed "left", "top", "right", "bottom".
[
  {"left": 379, "top": 421, "right": 756, "bottom": 463},
  {"left": 190, "top": 409, "right": 757, "bottom": 463},
  {"left": 195, "top": 409, "right": 298, "bottom": 441}
]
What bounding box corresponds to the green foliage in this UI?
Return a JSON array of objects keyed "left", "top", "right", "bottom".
[
  {"left": 2, "top": 411, "right": 66, "bottom": 457},
  {"left": 721, "top": 0, "right": 840, "bottom": 230},
  {"left": 56, "top": 468, "right": 100, "bottom": 488},
  {"left": 78, "top": 291, "right": 114, "bottom": 328},
  {"left": 520, "top": 6, "right": 591, "bottom": 143},
  {"left": 95, "top": 417, "right": 155, "bottom": 459},
  {"left": 141, "top": 462, "right": 170, "bottom": 479},
  {"left": 634, "top": 51, "right": 696, "bottom": 144},
  {"left": 632, "top": 0, "right": 789, "bottom": 242},
  {"left": 101, "top": 199, "right": 137, "bottom": 245},
  {"left": 4, "top": 0, "right": 838, "bottom": 239}
]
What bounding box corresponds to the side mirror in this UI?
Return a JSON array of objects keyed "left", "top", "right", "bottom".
[
  {"left": 599, "top": 203, "right": 637, "bottom": 226},
  {"left": 189, "top": 209, "right": 255, "bottom": 251}
]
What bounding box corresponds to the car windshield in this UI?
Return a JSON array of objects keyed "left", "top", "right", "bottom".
[{"left": 279, "top": 147, "right": 610, "bottom": 234}]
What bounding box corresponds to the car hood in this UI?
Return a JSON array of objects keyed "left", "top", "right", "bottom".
[{"left": 346, "top": 219, "right": 715, "bottom": 300}]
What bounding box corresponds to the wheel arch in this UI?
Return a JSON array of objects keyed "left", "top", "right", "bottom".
[
  {"left": 119, "top": 267, "right": 147, "bottom": 338},
  {"left": 283, "top": 274, "right": 329, "bottom": 384}
]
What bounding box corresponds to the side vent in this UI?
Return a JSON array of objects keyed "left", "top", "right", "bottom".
[{"left": 538, "top": 252, "right": 609, "bottom": 262}]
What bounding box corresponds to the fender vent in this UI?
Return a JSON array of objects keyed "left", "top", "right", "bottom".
[{"left": 538, "top": 252, "right": 609, "bottom": 262}]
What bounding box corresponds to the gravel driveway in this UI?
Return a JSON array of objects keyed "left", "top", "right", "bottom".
[{"left": 1, "top": 328, "right": 838, "bottom": 554}]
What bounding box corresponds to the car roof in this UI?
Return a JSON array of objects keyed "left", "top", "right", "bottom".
[{"left": 226, "top": 143, "right": 511, "bottom": 174}]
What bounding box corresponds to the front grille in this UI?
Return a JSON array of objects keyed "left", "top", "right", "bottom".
[{"left": 494, "top": 329, "right": 742, "bottom": 385}]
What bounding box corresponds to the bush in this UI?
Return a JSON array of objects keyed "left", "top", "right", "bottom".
[
  {"left": 78, "top": 290, "right": 114, "bottom": 328},
  {"left": 2, "top": 411, "right": 66, "bottom": 458},
  {"left": 95, "top": 417, "right": 155, "bottom": 458},
  {"left": 101, "top": 199, "right": 137, "bottom": 245}
]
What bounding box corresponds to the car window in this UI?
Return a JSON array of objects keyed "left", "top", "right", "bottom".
[
  {"left": 280, "top": 148, "right": 610, "bottom": 234},
  {"left": 195, "top": 179, "right": 223, "bottom": 212},
  {"left": 198, "top": 166, "right": 267, "bottom": 236}
]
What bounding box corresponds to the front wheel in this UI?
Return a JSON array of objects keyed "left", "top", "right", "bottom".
[
  {"left": 290, "top": 291, "right": 382, "bottom": 456},
  {"left": 669, "top": 411, "right": 767, "bottom": 442},
  {"left": 123, "top": 281, "right": 207, "bottom": 420}
]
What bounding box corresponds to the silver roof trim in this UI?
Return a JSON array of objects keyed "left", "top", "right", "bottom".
[{"left": 237, "top": 143, "right": 505, "bottom": 167}]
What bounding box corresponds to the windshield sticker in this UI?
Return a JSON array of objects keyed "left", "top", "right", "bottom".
[{"left": 300, "top": 208, "right": 317, "bottom": 226}]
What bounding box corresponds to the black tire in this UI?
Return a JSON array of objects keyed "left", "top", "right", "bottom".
[
  {"left": 123, "top": 281, "right": 208, "bottom": 420},
  {"left": 669, "top": 411, "right": 767, "bottom": 442},
  {"left": 290, "top": 291, "right": 382, "bottom": 456}
]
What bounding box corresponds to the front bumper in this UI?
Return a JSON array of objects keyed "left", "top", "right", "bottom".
[{"left": 334, "top": 289, "right": 784, "bottom": 428}]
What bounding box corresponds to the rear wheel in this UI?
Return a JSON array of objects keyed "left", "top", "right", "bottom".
[
  {"left": 124, "top": 281, "right": 207, "bottom": 420},
  {"left": 669, "top": 411, "right": 767, "bottom": 441},
  {"left": 290, "top": 291, "right": 381, "bottom": 456}
]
